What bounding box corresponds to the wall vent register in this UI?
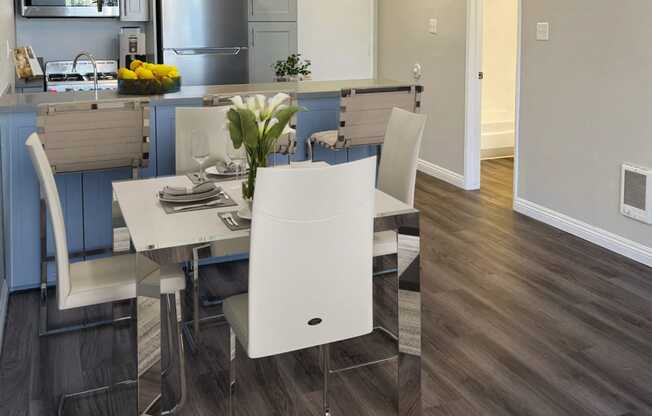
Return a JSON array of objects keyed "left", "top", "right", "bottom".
[{"left": 621, "top": 163, "right": 652, "bottom": 224}]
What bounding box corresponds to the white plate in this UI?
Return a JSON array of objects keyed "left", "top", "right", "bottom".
[{"left": 205, "top": 165, "right": 246, "bottom": 177}]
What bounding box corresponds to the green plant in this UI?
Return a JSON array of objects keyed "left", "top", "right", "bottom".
[{"left": 273, "top": 54, "right": 312, "bottom": 78}]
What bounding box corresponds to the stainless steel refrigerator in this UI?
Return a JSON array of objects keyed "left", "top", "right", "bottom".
[{"left": 158, "top": 0, "right": 249, "bottom": 86}]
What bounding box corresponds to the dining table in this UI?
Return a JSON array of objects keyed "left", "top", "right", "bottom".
[{"left": 112, "top": 165, "right": 423, "bottom": 415}]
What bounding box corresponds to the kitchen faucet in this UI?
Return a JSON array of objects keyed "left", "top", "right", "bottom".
[{"left": 72, "top": 52, "right": 98, "bottom": 99}]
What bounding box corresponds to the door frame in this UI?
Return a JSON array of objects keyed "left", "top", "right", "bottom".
[{"left": 464, "top": 0, "right": 522, "bottom": 198}]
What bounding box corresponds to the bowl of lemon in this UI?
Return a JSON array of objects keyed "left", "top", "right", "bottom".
[{"left": 118, "top": 60, "right": 181, "bottom": 95}]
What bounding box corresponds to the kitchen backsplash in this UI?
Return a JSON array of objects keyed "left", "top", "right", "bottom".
[{"left": 16, "top": 15, "right": 145, "bottom": 63}]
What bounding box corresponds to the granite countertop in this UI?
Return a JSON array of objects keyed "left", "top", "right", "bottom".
[{"left": 0, "top": 79, "right": 416, "bottom": 112}]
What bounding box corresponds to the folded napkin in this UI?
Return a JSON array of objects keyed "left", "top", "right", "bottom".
[{"left": 162, "top": 182, "right": 216, "bottom": 197}]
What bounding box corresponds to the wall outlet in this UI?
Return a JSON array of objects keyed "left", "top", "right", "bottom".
[
  {"left": 536, "top": 22, "right": 550, "bottom": 41},
  {"left": 429, "top": 18, "right": 438, "bottom": 35}
]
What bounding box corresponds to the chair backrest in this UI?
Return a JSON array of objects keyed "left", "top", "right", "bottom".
[
  {"left": 175, "top": 106, "right": 230, "bottom": 175},
  {"left": 25, "top": 133, "right": 71, "bottom": 309},
  {"left": 377, "top": 108, "right": 427, "bottom": 206},
  {"left": 247, "top": 158, "right": 376, "bottom": 358},
  {"left": 338, "top": 86, "right": 421, "bottom": 149}
]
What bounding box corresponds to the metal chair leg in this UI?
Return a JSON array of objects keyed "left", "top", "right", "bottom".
[
  {"left": 228, "top": 326, "right": 237, "bottom": 416},
  {"left": 321, "top": 344, "right": 332, "bottom": 416},
  {"left": 162, "top": 292, "right": 187, "bottom": 416},
  {"left": 58, "top": 379, "right": 137, "bottom": 416}
]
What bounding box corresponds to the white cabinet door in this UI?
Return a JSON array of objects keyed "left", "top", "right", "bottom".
[
  {"left": 249, "top": 0, "right": 297, "bottom": 21},
  {"left": 121, "top": 0, "right": 150, "bottom": 22},
  {"left": 249, "top": 22, "right": 298, "bottom": 83}
]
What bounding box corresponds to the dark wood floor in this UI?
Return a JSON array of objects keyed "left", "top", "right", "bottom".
[{"left": 1, "top": 158, "right": 651, "bottom": 416}]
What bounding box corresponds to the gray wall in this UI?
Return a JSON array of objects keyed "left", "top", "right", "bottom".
[
  {"left": 16, "top": 15, "right": 145, "bottom": 63},
  {"left": 377, "top": 0, "right": 467, "bottom": 175},
  {"left": 519, "top": 0, "right": 652, "bottom": 248}
]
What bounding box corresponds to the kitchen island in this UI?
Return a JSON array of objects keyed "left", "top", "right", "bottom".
[{"left": 0, "top": 79, "right": 420, "bottom": 291}]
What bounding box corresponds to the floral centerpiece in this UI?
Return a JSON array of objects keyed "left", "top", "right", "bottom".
[{"left": 227, "top": 93, "right": 301, "bottom": 201}]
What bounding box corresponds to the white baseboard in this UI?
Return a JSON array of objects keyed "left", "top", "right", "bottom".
[
  {"left": 418, "top": 159, "right": 466, "bottom": 189},
  {"left": 514, "top": 197, "right": 652, "bottom": 267},
  {"left": 0, "top": 279, "right": 8, "bottom": 358},
  {"left": 481, "top": 146, "right": 515, "bottom": 160}
]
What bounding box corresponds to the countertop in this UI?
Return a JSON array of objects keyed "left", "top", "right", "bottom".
[{"left": 0, "top": 79, "right": 416, "bottom": 112}]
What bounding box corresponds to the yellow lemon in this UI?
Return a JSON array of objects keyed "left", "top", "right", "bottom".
[
  {"left": 129, "top": 59, "right": 144, "bottom": 71},
  {"left": 135, "top": 67, "right": 155, "bottom": 80},
  {"left": 118, "top": 68, "right": 138, "bottom": 80},
  {"left": 168, "top": 70, "right": 180, "bottom": 79}
]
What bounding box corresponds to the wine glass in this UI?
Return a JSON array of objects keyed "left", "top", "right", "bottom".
[
  {"left": 226, "top": 139, "right": 246, "bottom": 181},
  {"left": 191, "top": 130, "right": 210, "bottom": 182}
]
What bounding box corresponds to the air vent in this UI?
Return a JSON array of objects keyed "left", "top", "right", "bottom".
[{"left": 621, "top": 163, "right": 652, "bottom": 224}]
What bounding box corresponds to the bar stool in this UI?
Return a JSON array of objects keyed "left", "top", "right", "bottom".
[
  {"left": 223, "top": 158, "right": 377, "bottom": 415},
  {"left": 308, "top": 86, "right": 422, "bottom": 162}
]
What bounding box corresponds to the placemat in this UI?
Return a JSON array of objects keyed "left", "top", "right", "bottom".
[
  {"left": 219, "top": 211, "right": 251, "bottom": 231},
  {"left": 160, "top": 190, "right": 237, "bottom": 214}
]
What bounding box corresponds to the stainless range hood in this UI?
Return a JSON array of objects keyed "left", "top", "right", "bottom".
[{"left": 20, "top": 0, "right": 120, "bottom": 18}]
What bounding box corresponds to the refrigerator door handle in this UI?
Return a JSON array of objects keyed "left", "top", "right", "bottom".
[{"left": 169, "top": 47, "right": 248, "bottom": 56}]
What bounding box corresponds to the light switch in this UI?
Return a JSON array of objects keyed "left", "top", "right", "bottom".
[
  {"left": 536, "top": 22, "right": 550, "bottom": 41},
  {"left": 429, "top": 18, "right": 438, "bottom": 35}
]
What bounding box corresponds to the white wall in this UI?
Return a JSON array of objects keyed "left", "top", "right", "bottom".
[
  {"left": 481, "top": 0, "right": 517, "bottom": 120},
  {"left": 518, "top": 0, "right": 652, "bottom": 255},
  {"left": 377, "top": 0, "right": 468, "bottom": 178},
  {"left": 481, "top": 0, "right": 517, "bottom": 154},
  {"left": 298, "top": 0, "right": 375, "bottom": 81},
  {"left": 0, "top": 0, "right": 15, "bottom": 95}
]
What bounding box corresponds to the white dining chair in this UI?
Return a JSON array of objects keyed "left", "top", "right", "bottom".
[
  {"left": 175, "top": 106, "right": 231, "bottom": 176},
  {"left": 373, "top": 108, "right": 427, "bottom": 258},
  {"left": 223, "top": 157, "right": 377, "bottom": 416},
  {"left": 26, "top": 133, "right": 185, "bottom": 413}
]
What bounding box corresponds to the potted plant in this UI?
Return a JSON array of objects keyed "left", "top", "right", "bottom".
[
  {"left": 273, "top": 54, "right": 312, "bottom": 82},
  {"left": 226, "top": 93, "right": 301, "bottom": 204}
]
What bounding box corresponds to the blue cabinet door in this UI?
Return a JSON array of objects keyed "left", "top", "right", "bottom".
[
  {"left": 83, "top": 168, "right": 134, "bottom": 258},
  {"left": 1, "top": 113, "right": 39, "bottom": 291},
  {"left": 45, "top": 173, "right": 84, "bottom": 282}
]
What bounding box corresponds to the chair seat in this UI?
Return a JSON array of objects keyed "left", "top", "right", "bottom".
[
  {"left": 63, "top": 254, "right": 159, "bottom": 310},
  {"left": 223, "top": 293, "right": 249, "bottom": 352},
  {"left": 310, "top": 130, "right": 339, "bottom": 148},
  {"left": 139, "top": 263, "right": 187, "bottom": 298},
  {"left": 373, "top": 230, "right": 398, "bottom": 257}
]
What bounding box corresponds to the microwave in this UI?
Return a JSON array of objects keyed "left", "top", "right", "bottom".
[{"left": 20, "top": 0, "right": 120, "bottom": 18}]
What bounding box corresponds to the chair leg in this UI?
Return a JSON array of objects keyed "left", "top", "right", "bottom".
[
  {"left": 162, "top": 292, "right": 187, "bottom": 416},
  {"left": 58, "top": 379, "right": 137, "bottom": 416},
  {"left": 321, "top": 344, "right": 332, "bottom": 416},
  {"left": 228, "top": 326, "right": 237, "bottom": 416}
]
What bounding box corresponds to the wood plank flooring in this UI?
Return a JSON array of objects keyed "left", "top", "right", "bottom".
[{"left": 1, "top": 158, "right": 651, "bottom": 416}]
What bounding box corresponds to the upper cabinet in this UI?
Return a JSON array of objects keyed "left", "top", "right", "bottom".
[
  {"left": 249, "top": 0, "right": 297, "bottom": 22},
  {"left": 121, "top": 0, "right": 150, "bottom": 22},
  {"left": 249, "top": 22, "right": 298, "bottom": 83}
]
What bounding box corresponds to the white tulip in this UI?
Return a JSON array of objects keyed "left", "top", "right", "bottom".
[
  {"left": 267, "top": 93, "right": 291, "bottom": 113},
  {"left": 256, "top": 95, "right": 267, "bottom": 112},
  {"left": 230, "top": 95, "right": 246, "bottom": 109},
  {"left": 246, "top": 96, "right": 257, "bottom": 112}
]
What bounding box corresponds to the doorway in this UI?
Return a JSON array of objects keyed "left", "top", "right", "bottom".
[{"left": 464, "top": 0, "right": 520, "bottom": 195}]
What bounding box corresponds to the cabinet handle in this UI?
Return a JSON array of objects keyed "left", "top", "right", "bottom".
[{"left": 251, "top": 28, "right": 255, "bottom": 48}]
